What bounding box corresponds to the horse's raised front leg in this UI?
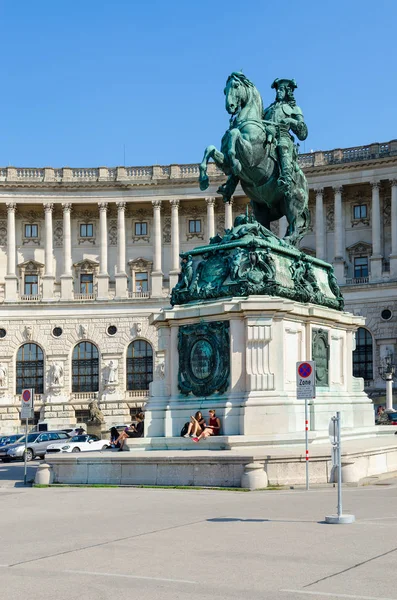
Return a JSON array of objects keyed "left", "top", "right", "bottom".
[
  {"left": 199, "top": 145, "right": 225, "bottom": 191},
  {"left": 227, "top": 129, "right": 255, "bottom": 175}
]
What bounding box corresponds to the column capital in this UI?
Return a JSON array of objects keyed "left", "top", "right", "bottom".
[
  {"left": 371, "top": 181, "right": 381, "bottom": 190},
  {"left": 333, "top": 185, "right": 343, "bottom": 195},
  {"left": 44, "top": 203, "right": 54, "bottom": 213},
  {"left": 205, "top": 197, "right": 216, "bottom": 207},
  {"left": 98, "top": 202, "right": 108, "bottom": 212},
  {"left": 116, "top": 201, "right": 126, "bottom": 211},
  {"left": 391, "top": 179, "right": 397, "bottom": 188},
  {"left": 6, "top": 202, "right": 16, "bottom": 213},
  {"left": 62, "top": 202, "right": 72, "bottom": 213},
  {"left": 315, "top": 187, "right": 324, "bottom": 196},
  {"left": 226, "top": 197, "right": 234, "bottom": 206},
  {"left": 169, "top": 199, "right": 180, "bottom": 209},
  {"left": 152, "top": 199, "right": 162, "bottom": 209}
]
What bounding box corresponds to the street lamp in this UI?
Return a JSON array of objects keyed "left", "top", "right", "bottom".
[{"left": 378, "top": 352, "right": 396, "bottom": 412}]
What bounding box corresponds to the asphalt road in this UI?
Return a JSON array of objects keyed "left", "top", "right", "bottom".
[{"left": 0, "top": 468, "right": 397, "bottom": 600}]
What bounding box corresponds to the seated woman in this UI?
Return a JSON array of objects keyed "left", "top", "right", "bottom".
[
  {"left": 183, "top": 411, "right": 206, "bottom": 438},
  {"left": 192, "top": 409, "right": 221, "bottom": 442},
  {"left": 108, "top": 426, "right": 121, "bottom": 449},
  {"left": 117, "top": 412, "right": 145, "bottom": 451}
]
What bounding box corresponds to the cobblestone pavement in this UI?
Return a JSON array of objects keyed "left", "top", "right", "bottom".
[{"left": 0, "top": 474, "right": 397, "bottom": 600}]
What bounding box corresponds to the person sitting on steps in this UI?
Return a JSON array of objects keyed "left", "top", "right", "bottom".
[
  {"left": 192, "top": 409, "right": 221, "bottom": 442},
  {"left": 183, "top": 411, "right": 206, "bottom": 438},
  {"left": 117, "top": 412, "right": 145, "bottom": 451}
]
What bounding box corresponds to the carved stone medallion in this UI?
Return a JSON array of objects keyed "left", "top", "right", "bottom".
[
  {"left": 312, "top": 328, "right": 329, "bottom": 386},
  {"left": 178, "top": 321, "right": 229, "bottom": 397}
]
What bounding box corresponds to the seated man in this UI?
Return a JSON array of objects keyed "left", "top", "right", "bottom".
[
  {"left": 192, "top": 409, "right": 221, "bottom": 442},
  {"left": 117, "top": 412, "right": 145, "bottom": 451}
]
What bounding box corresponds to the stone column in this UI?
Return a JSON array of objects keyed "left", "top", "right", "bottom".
[
  {"left": 206, "top": 197, "right": 216, "bottom": 242},
  {"left": 5, "top": 202, "right": 18, "bottom": 301},
  {"left": 370, "top": 181, "right": 382, "bottom": 280},
  {"left": 333, "top": 186, "right": 345, "bottom": 283},
  {"left": 315, "top": 188, "right": 325, "bottom": 261},
  {"left": 60, "top": 203, "right": 73, "bottom": 300},
  {"left": 97, "top": 202, "right": 109, "bottom": 300},
  {"left": 390, "top": 180, "right": 397, "bottom": 277},
  {"left": 279, "top": 216, "right": 288, "bottom": 239},
  {"left": 151, "top": 200, "right": 163, "bottom": 297},
  {"left": 225, "top": 198, "right": 234, "bottom": 230},
  {"left": 115, "top": 201, "right": 128, "bottom": 298},
  {"left": 42, "top": 203, "right": 55, "bottom": 300},
  {"left": 169, "top": 199, "right": 180, "bottom": 289}
]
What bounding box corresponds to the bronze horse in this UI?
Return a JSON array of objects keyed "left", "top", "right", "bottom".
[{"left": 199, "top": 72, "right": 309, "bottom": 244}]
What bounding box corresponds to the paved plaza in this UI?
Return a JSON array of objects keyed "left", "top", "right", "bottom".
[{"left": 0, "top": 463, "right": 396, "bottom": 600}]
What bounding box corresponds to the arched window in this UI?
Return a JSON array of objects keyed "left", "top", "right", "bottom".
[
  {"left": 127, "top": 340, "right": 153, "bottom": 390},
  {"left": 16, "top": 343, "right": 44, "bottom": 394},
  {"left": 353, "top": 328, "right": 373, "bottom": 382},
  {"left": 72, "top": 342, "right": 99, "bottom": 392}
]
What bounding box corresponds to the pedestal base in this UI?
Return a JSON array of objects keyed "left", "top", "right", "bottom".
[
  {"left": 370, "top": 255, "right": 383, "bottom": 281},
  {"left": 42, "top": 275, "right": 56, "bottom": 301},
  {"left": 115, "top": 272, "right": 128, "bottom": 299},
  {"left": 325, "top": 514, "right": 355, "bottom": 524},
  {"left": 146, "top": 296, "right": 375, "bottom": 439},
  {"left": 169, "top": 270, "right": 179, "bottom": 290},
  {"left": 390, "top": 254, "right": 397, "bottom": 278},
  {"left": 4, "top": 275, "right": 18, "bottom": 302},
  {"left": 60, "top": 274, "right": 74, "bottom": 300},
  {"left": 151, "top": 271, "right": 164, "bottom": 298},
  {"left": 97, "top": 273, "right": 110, "bottom": 300}
]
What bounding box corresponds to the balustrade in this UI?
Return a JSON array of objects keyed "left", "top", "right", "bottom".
[{"left": 0, "top": 140, "right": 392, "bottom": 186}]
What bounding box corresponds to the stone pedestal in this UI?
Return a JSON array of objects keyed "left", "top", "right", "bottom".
[
  {"left": 96, "top": 273, "right": 110, "bottom": 300},
  {"left": 370, "top": 256, "right": 383, "bottom": 281},
  {"left": 60, "top": 274, "right": 74, "bottom": 300},
  {"left": 115, "top": 272, "right": 128, "bottom": 299},
  {"left": 4, "top": 275, "right": 18, "bottom": 302},
  {"left": 145, "top": 296, "right": 374, "bottom": 439}
]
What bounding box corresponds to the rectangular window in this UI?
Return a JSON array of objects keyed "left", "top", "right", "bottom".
[
  {"left": 135, "top": 271, "right": 148, "bottom": 292},
  {"left": 24, "top": 224, "right": 38, "bottom": 238},
  {"left": 80, "top": 223, "right": 93, "bottom": 238},
  {"left": 135, "top": 222, "right": 148, "bottom": 236},
  {"left": 24, "top": 274, "right": 38, "bottom": 295},
  {"left": 80, "top": 273, "right": 93, "bottom": 294},
  {"left": 353, "top": 204, "right": 367, "bottom": 219},
  {"left": 189, "top": 219, "right": 201, "bottom": 233},
  {"left": 354, "top": 256, "right": 369, "bottom": 278}
]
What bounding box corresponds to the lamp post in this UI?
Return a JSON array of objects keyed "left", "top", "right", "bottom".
[{"left": 378, "top": 352, "right": 396, "bottom": 412}]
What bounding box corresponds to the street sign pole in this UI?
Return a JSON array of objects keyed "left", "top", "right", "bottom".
[
  {"left": 296, "top": 361, "right": 316, "bottom": 492},
  {"left": 305, "top": 396, "right": 309, "bottom": 490},
  {"left": 24, "top": 416, "right": 28, "bottom": 485},
  {"left": 325, "top": 412, "right": 355, "bottom": 524}
]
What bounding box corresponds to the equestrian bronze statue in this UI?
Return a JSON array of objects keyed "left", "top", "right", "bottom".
[{"left": 199, "top": 73, "right": 309, "bottom": 245}]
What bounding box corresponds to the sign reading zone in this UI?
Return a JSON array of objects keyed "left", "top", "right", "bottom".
[
  {"left": 296, "top": 361, "right": 316, "bottom": 399},
  {"left": 21, "top": 388, "right": 34, "bottom": 419}
]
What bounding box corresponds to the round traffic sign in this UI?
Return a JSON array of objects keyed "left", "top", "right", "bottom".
[
  {"left": 22, "top": 389, "right": 31, "bottom": 402},
  {"left": 298, "top": 362, "right": 312, "bottom": 378}
]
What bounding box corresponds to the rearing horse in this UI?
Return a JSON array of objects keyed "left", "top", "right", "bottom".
[{"left": 199, "top": 72, "right": 309, "bottom": 245}]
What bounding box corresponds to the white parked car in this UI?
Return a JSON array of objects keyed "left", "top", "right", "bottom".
[{"left": 46, "top": 434, "right": 109, "bottom": 454}]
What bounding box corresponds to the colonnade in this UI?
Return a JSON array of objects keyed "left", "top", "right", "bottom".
[
  {"left": 315, "top": 180, "right": 397, "bottom": 281},
  {"left": 3, "top": 197, "right": 234, "bottom": 302}
]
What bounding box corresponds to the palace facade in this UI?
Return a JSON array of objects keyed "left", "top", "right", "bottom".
[{"left": 0, "top": 140, "right": 396, "bottom": 431}]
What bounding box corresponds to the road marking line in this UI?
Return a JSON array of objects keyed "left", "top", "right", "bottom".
[
  {"left": 281, "top": 589, "right": 397, "bottom": 600},
  {"left": 64, "top": 569, "right": 198, "bottom": 585}
]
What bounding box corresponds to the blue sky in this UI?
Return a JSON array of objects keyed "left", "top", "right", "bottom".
[{"left": 0, "top": 0, "right": 395, "bottom": 167}]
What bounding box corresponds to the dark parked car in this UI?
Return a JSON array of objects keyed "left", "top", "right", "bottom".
[{"left": 0, "top": 434, "right": 24, "bottom": 447}]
